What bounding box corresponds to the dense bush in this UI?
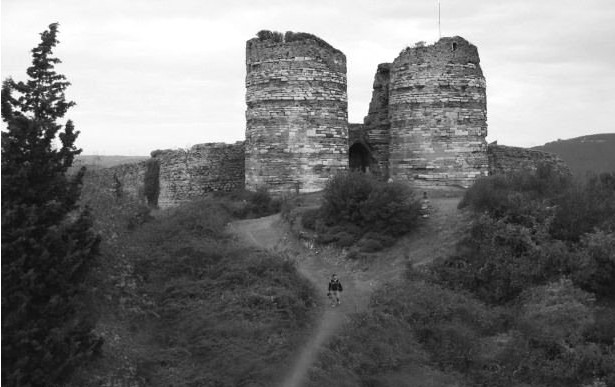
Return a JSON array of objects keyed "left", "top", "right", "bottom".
[
  {"left": 573, "top": 231, "right": 615, "bottom": 298},
  {"left": 461, "top": 168, "right": 615, "bottom": 243},
  {"left": 459, "top": 163, "right": 569, "bottom": 216},
  {"left": 549, "top": 172, "right": 615, "bottom": 242},
  {"left": 509, "top": 279, "right": 615, "bottom": 386},
  {"left": 214, "top": 187, "right": 281, "bottom": 219},
  {"left": 431, "top": 214, "right": 577, "bottom": 304},
  {"left": 308, "top": 172, "right": 421, "bottom": 251},
  {"left": 443, "top": 168, "right": 615, "bottom": 304}
]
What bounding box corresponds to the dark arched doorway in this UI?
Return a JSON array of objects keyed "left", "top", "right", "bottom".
[{"left": 349, "top": 142, "right": 371, "bottom": 172}]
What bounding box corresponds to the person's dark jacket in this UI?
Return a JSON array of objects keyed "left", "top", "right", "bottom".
[{"left": 328, "top": 279, "right": 343, "bottom": 292}]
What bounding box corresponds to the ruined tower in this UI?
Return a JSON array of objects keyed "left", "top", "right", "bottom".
[
  {"left": 360, "top": 63, "right": 392, "bottom": 177},
  {"left": 245, "top": 31, "right": 348, "bottom": 193},
  {"left": 387, "top": 37, "right": 489, "bottom": 187}
]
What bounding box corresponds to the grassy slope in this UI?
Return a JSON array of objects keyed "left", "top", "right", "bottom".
[
  {"left": 69, "top": 172, "right": 318, "bottom": 387},
  {"left": 231, "top": 191, "right": 470, "bottom": 387},
  {"left": 534, "top": 133, "right": 615, "bottom": 176}
]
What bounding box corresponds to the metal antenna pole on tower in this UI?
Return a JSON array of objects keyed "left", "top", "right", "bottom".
[{"left": 438, "top": 0, "right": 441, "bottom": 40}]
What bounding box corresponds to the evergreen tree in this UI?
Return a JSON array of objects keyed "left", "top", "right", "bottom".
[{"left": 1, "top": 23, "right": 101, "bottom": 386}]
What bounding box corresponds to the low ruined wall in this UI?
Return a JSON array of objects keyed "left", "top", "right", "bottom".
[
  {"left": 153, "top": 142, "right": 245, "bottom": 208},
  {"left": 487, "top": 144, "right": 571, "bottom": 176},
  {"left": 86, "top": 161, "right": 148, "bottom": 203}
]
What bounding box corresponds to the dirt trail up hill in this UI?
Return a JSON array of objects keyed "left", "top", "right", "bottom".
[{"left": 229, "top": 195, "right": 467, "bottom": 387}]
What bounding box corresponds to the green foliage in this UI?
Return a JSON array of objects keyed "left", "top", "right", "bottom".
[
  {"left": 143, "top": 158, "right": 160, "bottom": 207},
  {"left": 309, "top": 279, "right": 498, "bottom": 386},
  {"left": 573, "top": 231, "right": 615, "bottom": 298},
  {"left": 549, "top": 172, "right": 615, "bottom": 242},
  {"left": 431, "top": 214, "right": 580, "bottom": 304},
  {"left": 510, "top": 279, "right": 615, "bottom": 386},
  {"left": 460, "top": 168, "right": 615, "bottom": 243},
  {"left": 443, "top": 168, "right": 615, "bottom": 304},
  {"left": 255, "top": 29, "right": 335, "bottom": 51},
  {"left": 126, "top": 200, "right": 316, "bottom": 385},
  {"left": 214, "top": 187, "right": 281, "bottom": 219},
  {"left": 313, "top": 172, "right": 421, "bottom": 251},
  {"left": 421, "top": 168, "right": 615, "bottom": 385},
  {"left": 1, "top": 23, "right": 101, "bottom": 386},
  {"left": 70, "top": 189, "right": 317, "bottom": 386},
  {"left": 519, "top": 278, "right": 595, "bottom": 346},
  {"left": 256, "top": 29, "right": 283, "bottom": 42},
  {"left": 459, "top": 163, "right": 570, "bottom": 216}
]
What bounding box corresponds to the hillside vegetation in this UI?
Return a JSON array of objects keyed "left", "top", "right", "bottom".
[
  {"left": 535, "top": 133, "right": 615, "bottom": 176},
  {"left": 308, "top": 166, "right": 615, "bottom": 386},
  {"left": 69, "top": 171, "right": 317, "bottom": 386},
  {"left": 73, "top": 155, "right": 150, "bottom": 168}
]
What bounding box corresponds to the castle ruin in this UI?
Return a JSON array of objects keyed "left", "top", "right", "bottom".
[{"left": 104, "top": 31, "right": 569, "bottom": 208}]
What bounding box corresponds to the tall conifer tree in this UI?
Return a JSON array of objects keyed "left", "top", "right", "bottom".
[{"left": 1, "top": 23, "right": 101, "bottom": 386}]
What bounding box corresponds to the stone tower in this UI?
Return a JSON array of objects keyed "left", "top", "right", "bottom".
[
  {"left": 245, "top": 31, "right": 348, "bottom": 193},
  {"left": 387, "top": 37, "right": 489, "bottom": 187},
  {"left": 361, "top": 63, "right": 392, "bottom": 177}
]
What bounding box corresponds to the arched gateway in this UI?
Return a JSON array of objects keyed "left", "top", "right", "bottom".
[{"left": 349, "top": 142, "right": 371, "bottom": 173}]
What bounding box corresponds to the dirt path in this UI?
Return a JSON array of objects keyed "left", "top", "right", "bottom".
[{"left": 229, "top": 195, "right": 466, "bottom": 387}]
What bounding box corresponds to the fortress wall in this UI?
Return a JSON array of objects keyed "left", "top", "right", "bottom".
[
  {"left": 363, "top": 63, "right": 392, "bottom": 178},
  {"left": 245, "top": 33, "right": 348, "bottom": 193},
  {"left": 88, "top": 162, "right": 148, "bottom": 202},
  {"left": 487, "top": 144, "right": 571, "bottom": 177},
  {"left": 153, "top": 142, "right": 245, "bottom": 208},
  {"left": 388, "top": 37, "right": 489, "bottom": 188}
]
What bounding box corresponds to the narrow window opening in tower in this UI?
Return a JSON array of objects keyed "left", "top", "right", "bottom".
[
  {"left": 349, "top": 143, "right": 371, "bottom": 173},
  {"left": 452, "top": 42, "right": 457, "bottom": 51}
]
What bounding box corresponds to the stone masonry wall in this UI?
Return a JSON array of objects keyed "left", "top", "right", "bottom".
[
  {"left": 487, "top": 144, "right": 571, "bottom": 176},
  {"left": 245, "top": 33, "right": 348, "bottom": 193},
  {"left": 388, "top": 37, "right": 489, "bottom": 188},
  {"left": 89, "top": 161, "right": 148, "bottom": 203},
  {"left": 363, "top": 63, "right": 392, "bottom": 178},
  {"left": 153, "top": 142, "right": 245, "bottom": 208}
]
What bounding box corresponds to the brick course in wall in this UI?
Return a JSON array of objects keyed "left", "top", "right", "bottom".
[
  {"left": 245, "top": 34, "right": 349, "bottom": 193},
  {"left": 152, "top": 142, "right": 245, "bottom": 208},
  {"left": 387, "top": 37, "right": 489, "bottom": 188}
]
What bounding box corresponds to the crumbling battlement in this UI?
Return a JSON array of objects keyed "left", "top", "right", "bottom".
[
  {"left": 152, "top": 142, "right": 245, "bottom": 208},
  {"left": 245, "top": 31, "right": 348, "bottom": 193}
]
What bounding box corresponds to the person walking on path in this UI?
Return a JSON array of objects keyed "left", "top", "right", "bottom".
[{"left": 327, "top": 274, "right": 343, "bottom": 307}]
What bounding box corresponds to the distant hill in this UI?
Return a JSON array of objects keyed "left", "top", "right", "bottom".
[
  {"left": 74, "top": 155, "right": 149, "bottom": 169},
  {"left": 533, "top": 133, "right": 615, "bottom": 176}
]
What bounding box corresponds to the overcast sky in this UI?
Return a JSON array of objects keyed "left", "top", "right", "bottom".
[{"left": 2, "top": 0, "right": 614, "bottom": 155}]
